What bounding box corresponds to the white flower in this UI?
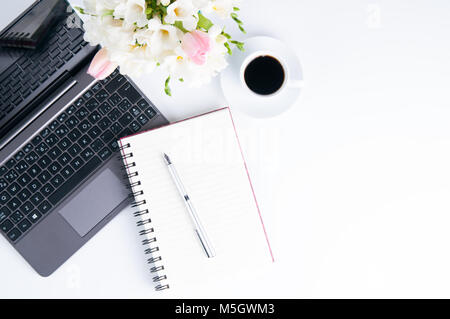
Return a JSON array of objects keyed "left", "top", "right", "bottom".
[
  {"left": 84, "top": 16, "right": 135, "bottom": 52},
  {"left": 147, "top": 18, "right": 183, "bottom": 59},
  {"left": 165, "top": 0, "right": 198, "bottom": 31},
  {"left": 114, "top": 0, "right": 148, "bottom": 27},
  {"left": 210, "top": 0, "right": 237, "bottom": 18},
  {"left": 81, "top": 0, "right": 243, "bottom": 92},
  {"left": 83, "top": 0, "right": 125, "bottom": 15},
  {"left": 163, "top": 25, "right": 228, "bottom": 87}
]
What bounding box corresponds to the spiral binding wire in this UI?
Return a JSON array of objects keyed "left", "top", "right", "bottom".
[{"left": 119, "top": 143, "right": 170, "bottom": 291}]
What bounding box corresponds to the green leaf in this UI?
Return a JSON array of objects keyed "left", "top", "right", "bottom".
[
  {"left": 238, "top": 25, "right": 246, "bottom": 34},
  {"left": 74, "top": 6, "right": 97, "bottom": 17},
  {"left": 174, "top": 21, "right": 189, "bottom": 33},
  {"left": 102, "top": 9, "right": 114, "bottom": 17},
  {"left": 197, "top": 12, "right": 213, "bottom": 31},
  {"left": 179, "top": 78, "right": 184, "bottom": 82},
  {"left": 74, "top": 6, "right": 85, "bottom": 14},
  {"left": 164, "top": 76, "right": 172, "bottom": 96},
  {"left": 221, "top": 30, "right": 232, "bottom": 39},
  {"left": 233, "top": 7, "right": 240, "bottom": 11},
  {"left": 231, "top": 41, "right": 245, "bottom": 51},
  {"left": 224, "top": 42, "right": 232, "bottom": 55}
]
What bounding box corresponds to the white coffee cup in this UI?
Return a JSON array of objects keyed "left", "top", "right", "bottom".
[
  {"left": 221, "top": 36, "right": 303, "bottom": 118},
  {"left": 240, "top": 51, "right": 303, "bottom": 98}
]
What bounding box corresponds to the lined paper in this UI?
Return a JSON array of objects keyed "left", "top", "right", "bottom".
[{"left": 120, "top": 108, "right": 272, "bottom": 294}]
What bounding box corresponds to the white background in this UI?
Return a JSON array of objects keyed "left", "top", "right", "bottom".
[{"left": 2, "top": 0, "right": 450, "bottom": 298}]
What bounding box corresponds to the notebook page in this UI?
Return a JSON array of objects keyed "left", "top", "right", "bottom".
[{"left": 121, "top": 109, "right": 272, "bottom": 294}]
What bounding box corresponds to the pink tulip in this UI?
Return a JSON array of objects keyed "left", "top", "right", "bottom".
[
  {"left": 182, "top": 30, "right": 211, "bottom": 65},
  {"left": 87, "top": 48, "right": 118, "bottom": 80}
]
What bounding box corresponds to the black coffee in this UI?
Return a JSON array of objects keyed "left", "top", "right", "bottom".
[{"left": 244, "top": 55, "right": 285, "bottom": 95}]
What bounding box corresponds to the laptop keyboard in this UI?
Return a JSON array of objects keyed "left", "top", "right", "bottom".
[
  {"left": 0, "top": 17, "right": 89, "bottom": 121},
  {"left": 0, "top": 69, "right": 159, "bottom": 243}
]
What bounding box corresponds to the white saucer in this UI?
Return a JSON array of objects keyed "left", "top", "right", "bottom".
[{"left": 220, "top": 36, "right": 303, "bottom": 118}]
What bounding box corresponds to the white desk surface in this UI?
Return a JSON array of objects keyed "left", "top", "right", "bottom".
[{"left": 2, "top": 0, "right": 450, "bottom": 298}]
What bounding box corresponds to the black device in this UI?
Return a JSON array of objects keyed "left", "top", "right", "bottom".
[
  {"left": 0, "top": 0, "right": 169, "bottom": 276},
  {"left": 0, "top": 0, "right": 66, "bottom": 49}
]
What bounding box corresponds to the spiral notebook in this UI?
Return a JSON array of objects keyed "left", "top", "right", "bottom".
[{"left": 118, "top": 108, "right": 273, "bottom": 292}]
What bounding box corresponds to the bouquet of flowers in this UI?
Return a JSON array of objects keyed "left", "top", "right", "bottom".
[{"left": 77, "top": 0, "right": 245, "bottom": 95}]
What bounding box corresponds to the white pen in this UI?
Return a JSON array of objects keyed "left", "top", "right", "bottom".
[{"left": 163, "top": 153, "right": 216, "bottom": 258}]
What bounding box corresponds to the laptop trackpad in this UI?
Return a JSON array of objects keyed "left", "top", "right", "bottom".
[{"left": 59, "top": 168, "right": 128, "bottom": 237}]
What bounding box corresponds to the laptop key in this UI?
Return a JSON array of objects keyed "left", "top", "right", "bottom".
[
  {"left": 36, "top": 143, "right": 49, "bottom": 156},
  {"left": 0, "top": 178, "right": 8, "bottom": 192},
  {"left": 49, "top": 120, "right": 59, "bottom": 131},
  {"left": 10, "top": 210, "right": 24, "bottom": 223},
  {"left": 111, "top": 122, "right": 122, "bottom": 135},
  {"left": 4, "top": 170, "right": 18, "bottom": 182},
  {"left": 78, "top": 120, "right": 92, "bottom": 133},
  {"left": 130, "top": 121, "right": 141, "bottom": 133},
  {"left": 50, "top": 174, "right": 64, "bottom": 188},
  {"left": 55, "top": 125, "right": 69, "bottom": 138},
  {"left": 57, "top": 138, "right": 71, "bottom": 151},
  {"left": 91, "top": 82, "right": 102, "bottom": 93},
  {"left": 98, "top": 102, "right": 112, "bottom": 115},
  {"left": 95, "top": 89, "right": 109, "bottom": 102},
  {"left": 31, "top": 193, "right": 44, "bottom": 206},
  {"left": 15, "top": 161, "right": 29, "bottom": 175},
  {"left": 27, "top": 180, "right": 41, "bottom": 193},
  {"left": 24, "top": 152, "right": 39, "bottom": 165},
  {"left": 48, "top": 156, "right": 102, "bottom": 206},
  {"left": 18, "top": 173, "right": 32, "bottom": 187},
  {"left": 88, "top": 126, "right": 101, "bottom": 139},
  {"left": 118, "top": 99, "right": 131, "bottom": 112},
  {"left": 68, "top": 144, "right": 82, "bottom": 157},
  {"left": 22, "top": 143, "right": 33, "bottom": 154},
  {"left": 7, "top": 182, "right": 21, "bottom": 196},
  {"left": 85, "top": 98, "right": 99, "bottom": 112},
  {"left": 37, "top": 171, "right": 51, "bottom": 184},
  {"left": 40, "top": 128, "right": 51, "bottom": 139},
  {"left": 65, "top": 117, "right": 79, "bottom": 130},
  {"left": 81, "top": 148, "right": 95, "bottom": 162},
  {"left": 145, "top": 106, "right": 157, "bottom": 119},
  {"left": 29, "top": 211, "right": 42, "bottom": 223},
  {"left": 18, "top": 219, "right": 32, "bottom": 232},
  {"left": 0, "top": 207, "right": 11, "bottom": 223},
  {"left": 20, "top": 202, "right": 34, "bottom": 215},
  {"left": 61, "top": 166, "right": 75, "bottom": 179},
  {"left": 49, "top": 162, "right": 62, "bottom": 174},
  {"left": 119, "top": 112, "right": 133, "bottom": 126},
  {"left": 7, "top": 228, "right": 21, "bottom": 241},
  {"left": 118, "top": 83, "right": 140, "bottom": 104},
  {"left": 38, "top": 155, "right": 51, "bottom": 169},
  {"left": 0, "top": 219, "right": 13, "bottom": 233},
  {"left": 99, "top": 147, "right": 112, "bottom": 160},
  {"left": 31, "top": 135, "right": 42, "bottom": 146},
  {"left": 45, "top": 134, "right": 59, "bottom": 147},
  {"left": 58, "top": 154, "right": 71, "bottom": 166},
  {"left": 14, "top": 151, "right": 25, "bottom": 162},
  {"left": 74, "top": 98, "right": 84, "bottom": 108},
  {"left": 18, "top": 189, "right": 31, "bottom": 202},
  {"left": 108, "top": 109, "right": 121, "bottom": 122},
  {"left": 68, "top": 128, "right": 82, "bottom": 142},
  {"left": 49, "top": 147, "right": 62, "bottom": 160},
  {"left": 105, "top": 74, "right": 126, "bottom": 93},
  {"left": 100, "top": 130, "right": 114, "bottom": 144},
  {"left": 70, "top": 157, "right": 84, "bottom": 170}
]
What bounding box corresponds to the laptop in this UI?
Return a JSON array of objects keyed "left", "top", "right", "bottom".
[{"left": 0, "top": 0, "right": 169, "bottom": 276}]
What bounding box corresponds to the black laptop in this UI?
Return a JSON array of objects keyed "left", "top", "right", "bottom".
[{"left": 0, "top": 0, "right": 168, "bottom": 276}]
